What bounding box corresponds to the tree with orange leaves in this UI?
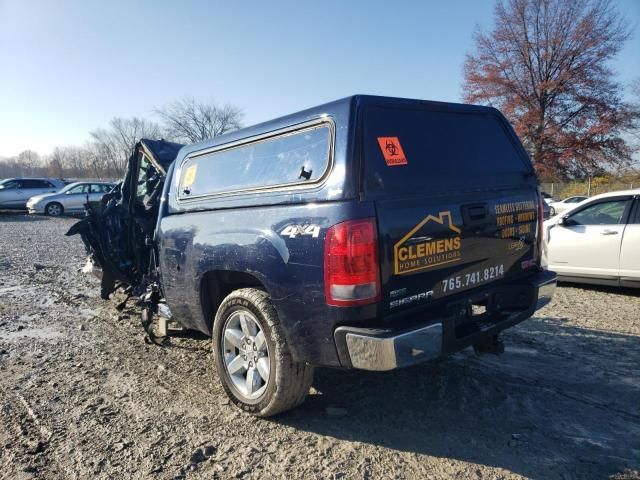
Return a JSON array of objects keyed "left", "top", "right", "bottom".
[{"left": 463, "top": 0, "right": 636, "bottom": 180}]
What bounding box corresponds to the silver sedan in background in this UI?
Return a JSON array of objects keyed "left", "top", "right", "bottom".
[
  {"left": 0, "top": 178, "right": 66, "bottom": 208},
  {"left": 27, "top": 181, "right": 115, "bottom": 216}
]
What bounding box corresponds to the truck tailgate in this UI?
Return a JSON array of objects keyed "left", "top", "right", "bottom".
[
  {"left": 377, "top": 190, "right": 539, "bottom": 313},
  {"left": 359, "top": 100, "right": 540, "bottom": 315}
]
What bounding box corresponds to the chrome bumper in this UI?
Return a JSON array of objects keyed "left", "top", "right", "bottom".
[
  {"left": 344, "top": 323, "right": 443, "bottom": 371},
  {"left": 337, "top": 270, "right": 557, "bottom": 371}
]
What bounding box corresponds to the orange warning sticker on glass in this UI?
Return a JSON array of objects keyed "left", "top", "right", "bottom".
[{"left": 377, "top": 137, "right": 407, "bottom": 166}]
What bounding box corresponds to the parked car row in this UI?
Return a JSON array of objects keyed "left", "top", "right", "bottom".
[
  {"left": 0, "top": 177, "right": 115, "bottom": 216},
  {"left": 548, "top": 195, "right": 589, "bottom": 216},
  {"left": 540, "top": 193, "right": 590, "bottom": 217}
]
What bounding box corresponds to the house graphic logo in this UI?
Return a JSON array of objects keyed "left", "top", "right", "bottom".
[{"left": 394, "top": 211, "right": 463, "bottom": 275}]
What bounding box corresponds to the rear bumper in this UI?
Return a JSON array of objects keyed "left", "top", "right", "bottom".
[{"left": 335, "top": 270, "right": 556, "bottom": 371}]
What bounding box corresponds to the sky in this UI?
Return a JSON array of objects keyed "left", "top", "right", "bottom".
[{"left": 0, "top": 0, "right": 639, "bottom": 158}]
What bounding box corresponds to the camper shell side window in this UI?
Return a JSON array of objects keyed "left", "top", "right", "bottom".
[{"left": 176, "top": 120, "right": 334, "bottom": 201}]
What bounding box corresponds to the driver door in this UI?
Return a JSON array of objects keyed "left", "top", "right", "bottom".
[{"left": 547, "top": 197, "right": 632, "bottom": 278}]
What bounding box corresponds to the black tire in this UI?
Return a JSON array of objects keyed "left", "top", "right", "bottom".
[
  {"left": 549, "top": 206, "right": 556, "bottom": 216},
  {"left": 45, "top": 202, "right": 64, "bottom": 217},
  {"left": 212, "top": 288, "right": 314, "bottom": 417}
]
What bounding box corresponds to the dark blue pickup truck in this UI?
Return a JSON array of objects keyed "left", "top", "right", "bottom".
[{"left": 69, "top": 95, "right": 556, "bottom": 416}]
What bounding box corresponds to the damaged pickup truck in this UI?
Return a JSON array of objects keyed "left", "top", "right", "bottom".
[{"left": 68, "top": 95, "right": 557, "bottom": 416}]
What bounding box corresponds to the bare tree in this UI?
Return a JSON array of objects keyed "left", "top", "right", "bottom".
[
  {"left": 0, "top": 157, "right": 20, "bottom": 178},
  {"left": 155, "top": 98, "right": 243, "bottom": 143},
  {"left": 16, "top": 150, "right": 41, "bottom": 175},
  {"left": 82, "top": 142, "right": 111, "bottom": 179},
  {"left": 47, "top": 148, "right": 66, "bottom": 177},
  {"left": 1, "top": 99, "right": 242, "bottom": 180},
  {"left": 463, "top": 0, "right": 634, "bottom": 180},
  {"left": 89, "top": 117, "right": 162, "bottom": 176},
  {"left": 626, "top": 78, "right": 640, "bottom": 171},
  {"left": 0, "top": 151, "right": 46, "bottom": 177}
]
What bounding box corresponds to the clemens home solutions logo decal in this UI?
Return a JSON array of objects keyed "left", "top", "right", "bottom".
[{"left": 394, "top": 211, "right": 462, "bottom": 275}]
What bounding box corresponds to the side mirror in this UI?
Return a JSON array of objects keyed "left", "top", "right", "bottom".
[{"left": 558, "top": 216, "right": 577, "bottom": 227}]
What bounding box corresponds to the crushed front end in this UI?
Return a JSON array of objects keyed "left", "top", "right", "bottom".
[{"left": 66, "top": 139, "right": 183, "bottom": 299}]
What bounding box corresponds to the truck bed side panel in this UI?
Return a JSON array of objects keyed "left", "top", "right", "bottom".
[{"left": 158, "top": 201, "right": 376, "bottom": 366}]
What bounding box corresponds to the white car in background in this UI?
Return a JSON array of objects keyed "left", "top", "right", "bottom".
[
  {"left": 541, "top": 191, "right": 554, "bottom": 205},
  {"left": 548, "top": 195, "right": 589, "bottom": 217},
  {"left": 543, "top": 189, "right": 640, "bottom": 288}
]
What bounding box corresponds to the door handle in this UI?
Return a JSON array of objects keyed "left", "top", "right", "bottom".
[
  {"left": 601, "top": 230, "right": 619, "bottom": 235},
  {"left": 461, "top": 203, "right": 488, "bottom": 226}
]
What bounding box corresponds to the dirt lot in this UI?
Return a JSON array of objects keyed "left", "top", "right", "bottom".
[{"left": 0, "top": 213, "right": 639, "bottom": 480}]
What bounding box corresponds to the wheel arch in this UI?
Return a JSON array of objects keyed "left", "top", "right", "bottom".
[{"left": 200, "top": 270, "right": 267, "bottom": 333}]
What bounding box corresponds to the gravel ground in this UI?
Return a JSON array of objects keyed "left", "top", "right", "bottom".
[{"left": 0, "top": 212, "right": 639, "bottom": 480}]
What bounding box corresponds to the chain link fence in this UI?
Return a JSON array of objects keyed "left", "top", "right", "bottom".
[{"left": 540, "top": 178, "right": 638, "bottom": 200}]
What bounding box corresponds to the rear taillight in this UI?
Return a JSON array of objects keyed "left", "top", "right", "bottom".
[
  {"left": 324, "top": 218, "right": 381, "bottom": 307},
  {"left": 535, "top": 192, "right": 544, "bottom": 264}
]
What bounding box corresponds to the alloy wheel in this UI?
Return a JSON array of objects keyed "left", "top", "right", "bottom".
[
  {"left": 221, "top": 310, "right": 270, "bottom": 400},
  {"left": 47, "top": 204, "right": 62, "bottom": 216}
]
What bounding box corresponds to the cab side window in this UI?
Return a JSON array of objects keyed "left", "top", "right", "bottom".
[
  {"left": 567, "top": 200, "right": 629, "bottom": 226},
  {"left": 21, "top": 180, "right": 48, "bottom": 189},
  {"left": 136, "top": 154, "right": 155, "bottom": 206},
  {"left": 179, "top": 123, "right": 331, "bottom": 198},
  {"left": 0, "top": 180, "right": 20, "bottom": 189}
]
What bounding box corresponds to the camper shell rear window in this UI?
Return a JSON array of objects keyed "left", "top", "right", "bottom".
[{"left": 362, "top": 106, "right": 533, "bottom": 197}]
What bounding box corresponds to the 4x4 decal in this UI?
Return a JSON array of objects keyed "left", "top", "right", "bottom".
[
  {"left": 394, "top": 211, "right": 462, "bottom": 275},
  {"left": 280, "top": 224, "right": 321, "bottom": 239}
]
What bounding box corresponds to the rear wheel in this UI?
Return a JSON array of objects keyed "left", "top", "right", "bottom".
[
  {"left": 45, "top": 202, "right": 63, "bottom": 216},
  {"left": 212, "top": 288, "right": 314, "bottom": 417},
  {"left": 549, "top": 206, "right": 556, "bottom": 216}
]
